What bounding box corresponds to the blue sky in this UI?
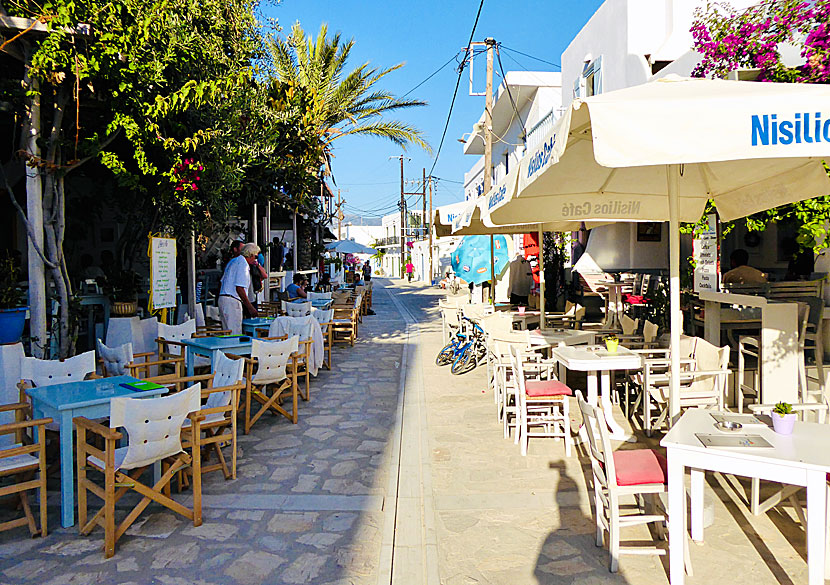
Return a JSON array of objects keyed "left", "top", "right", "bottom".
[{"left": 261, "top": 0, "right": 604, "bottom": 221}]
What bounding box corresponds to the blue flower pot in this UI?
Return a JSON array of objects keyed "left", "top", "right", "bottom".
[{"left": 0, "top": 307, "right": 27, "bottom": 344}]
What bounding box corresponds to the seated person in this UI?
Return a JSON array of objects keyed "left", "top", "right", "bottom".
[
  {"left": 722, "top": 248, "right": 767, "bottom": 285},
  {"left": 285, "top": 273, "right": 308, "bottom": 299},
  {"left": 316, "top": 273, "right": 332, "bottom": 292},
  {"left": 80, "top": 253, "right": 106, "bottom": 282}
]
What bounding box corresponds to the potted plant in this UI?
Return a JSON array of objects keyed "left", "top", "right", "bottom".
[
  {"left": 771, "top": 401, "right": 796, "bottom": 435},
  {"left": 604, "top": 334, "right": 620, "bottom": 353},
  {"left": 105, "top": 270, "right": 141, "bottom": 316},
  {"left": 0, "top": 253, "right": 27, "bottom": 344}
]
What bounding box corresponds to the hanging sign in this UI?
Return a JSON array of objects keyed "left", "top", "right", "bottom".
[
  {"left": 151, "top": 236, "right": 177, "bottom": 309},
  {"left": 693, "top": 214, "right": 719, "bottom": 292}
]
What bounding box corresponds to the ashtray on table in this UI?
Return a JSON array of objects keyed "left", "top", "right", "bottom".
[{"left": 714, "top": 420, "right": 743, "bottom": 432}]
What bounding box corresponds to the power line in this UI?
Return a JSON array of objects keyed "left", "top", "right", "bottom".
[
  {"left": 401, "top": 51, "right": 463, "bottom": 99},
  {"left": 428, "top": 0, "right": 486, "bottom": 179},
  {"left": 501, "top": 45, "right": 561, "bottom": 69},
  {"left": 495, "top": 45, "right": 527, "bottom": 143}
]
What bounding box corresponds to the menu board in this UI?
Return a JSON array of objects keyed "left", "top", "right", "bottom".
[
  {"left": 693, "top": 214, "right": 719, "bottom": 292},
  {"left": 151, "top": 237, "right": 176, "bottom": 309}
]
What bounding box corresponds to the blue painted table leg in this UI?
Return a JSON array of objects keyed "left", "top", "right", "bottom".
[
  {"left": 187, "top": 347, "right": 195, "bottom": 377},
  {"left": 60, "top": 411, "right": 75, "bottom": 528}
]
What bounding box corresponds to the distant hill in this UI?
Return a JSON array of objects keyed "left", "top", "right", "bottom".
[{"left": 342, "top": 214, "right": 382, "bottom": 226}]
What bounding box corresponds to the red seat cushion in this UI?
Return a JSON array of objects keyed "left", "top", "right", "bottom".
[
  {"left": 525, "top": 380, "right": 573, "bottom": 397},
  {"left": 613, "top": 449, "right": 668, "bottom": 486}
]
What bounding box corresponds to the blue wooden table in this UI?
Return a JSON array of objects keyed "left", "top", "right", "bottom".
[
  {"left": 242, "top": 318, "right": 274, "bottom": 338},
  {"left": 181, "top": 336, "right": 253, "bottom": 376},
  {"left": 26, "top": 375, "right": 167, "bottom": 528}
]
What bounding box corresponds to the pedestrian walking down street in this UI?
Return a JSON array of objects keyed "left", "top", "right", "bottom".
[
  {"left": 219, "top": 242, "right": 259, "bottom": 334},
  {"left": 405, "top": 260, "right": 414, "bottom": 282},
  {"left": 362, "top": 260, "right": 372, "bottom": 282}
]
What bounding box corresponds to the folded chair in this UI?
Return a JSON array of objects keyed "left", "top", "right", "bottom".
[
  {"left": 241, "top": 337, "right": 299, "bottom": 432},
  {"left": 308, "top": 291, "right": 332, "bottom": 301},
  {"left": 0, "top": 403, "right": 50, "bottom": 537},
  {"left": 285, "top": 301, "right": 312, "bottom": 317},
  {"left": 19, "top": 352, "right": 96, "bottom": 432},
  {"left": 577, "top": 392, "right": 692, "bottom": 575},
  {"left": 154, "top": 353, "right": 246, "bottom": 480},
  {"left": 267, "top": 316, "right": 322, "bottom": 401},
  {"left": 96, "top": 340, "right": 154, "bottom": 377},
  {"left": 331, "top": 302, "right": 359, "bottom": 347},
  {"left": 312, "top": 308, "right": 334, "bottom": 370},
  {"left": 76, "top": 384, "right": 203, "bottom": 558}
]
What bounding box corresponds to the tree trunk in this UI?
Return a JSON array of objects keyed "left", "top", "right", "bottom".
[{"left": 22, "top": 44, "right": 47, "bottom": 357}]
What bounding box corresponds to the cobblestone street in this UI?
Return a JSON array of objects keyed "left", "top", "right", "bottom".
[{"left": 0, "top": 280, "right": 814, "bottom": 584}]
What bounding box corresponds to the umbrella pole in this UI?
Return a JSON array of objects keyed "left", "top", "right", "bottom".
[
  {"left": 490, "top": 234, "right": 495, "bottom": 304},
  {"left": 538, "top": 226, "right": 545, "bottom": 331},
  {"left": 667, "top": 165, "right": 681, "bottom": 425}
]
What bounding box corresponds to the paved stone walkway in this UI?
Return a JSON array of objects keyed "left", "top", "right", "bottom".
[{"left": 0, "top": 280, "right": 815, "bottom": 584}]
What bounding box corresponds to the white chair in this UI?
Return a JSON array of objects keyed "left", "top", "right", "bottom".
[
  {"left": 0, "top": 402, "right": 50, "bottom": 537},
  {"left": 177, "top": 352, "right": 246, "bottom": 480},
  {"left": 308, "top": 291, "right": 332, "bottom": 301},
  {"left": 509, "top": 345, "right": 573, "bottom": 457},
  {"left": 19, "top": 351, "right": 96, "bottom": 431},
  {"left": 158, "top": 319, "right": 209, "bottom": 369},
  {"left": 243, "top": 337, "right": 299, "bottom": 431},
  {"left": 268, "top": 315, "right": 323, "bottom": 399},
  {"left": 576, "top": 392, "right": 691, "bottom": 574},
  {"left": 285, "top": 301, "right": 312, "bottom": 317},
  {"left": 97, "top": 340, "right": 133, "bottom": 376},
  {"left": 312, "top": 308, "right": 334, "bottom": 370},
  {"left": 640, "top": 336, "right": 730, "bottom": 435},
  {"left": 76, "top": 384, "right": 203, "bottom": 558}
]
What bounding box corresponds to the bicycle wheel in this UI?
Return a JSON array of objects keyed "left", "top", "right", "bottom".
[
  {"left": 436, "top": 342, "right": 457, "bottom": 366},
  {"left": 451, "top": 343, "right": 478, "bottom": 375}
]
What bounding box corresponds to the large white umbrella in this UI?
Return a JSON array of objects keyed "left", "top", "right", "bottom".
[
  {"left": 325, "top": 239, "right": 377, "bottom": 255},
  {"left": 483, "top": 75, "right": 830, "bottom": 423}
]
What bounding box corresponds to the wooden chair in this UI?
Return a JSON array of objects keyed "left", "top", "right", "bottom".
[
  {"left": 307, "top": 291, "right": 332, "bottom": 302},
  {"left": 75, "top": 384, "right": 203, "bottom": 558},
  {"left": 331, "top": 302, "right": 359, "bottom": 347},
  {"left": 266, "top": 317, "right": 318, "bottom": 401},
  {"left": 576, "top": 392, "right": 691, "bottom": 574},
  {"left": 96, "top": 340, "right": 154, "bottom": 377},
  {"left": 153, "top": 352, "right": 246, "bottom": 480},
  {"left": 240, "top": 337, "right": 299, "bottom": 432},
  {"left": 285, "top": 300, "right": 312, "bottom": 318},
  {"left": 312, "top": 308, "right": 334, "bottom": 370},
  {"left": 0, "top": 403, "right": 50, "bottom": 537},
  {"left": 509, "top": 345, "right": 573, "bottom": 456},
  {"left": 19, "top": 352, "right": 96, "bottom": 431}
]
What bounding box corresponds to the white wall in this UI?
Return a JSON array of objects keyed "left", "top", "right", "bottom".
[{"left": 585, "top": 222, "right": 669, "bottom": 271}]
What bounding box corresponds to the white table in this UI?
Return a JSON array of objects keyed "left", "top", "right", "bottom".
[
  {"left": 699, "top": 291, "right": 799, "bottom": 405},
  {"left": 662, "top": 409, "right": 830, "bottom": 585},
  {"left": 603, "top": 282, "right": 627, "bottom": 331},
  {"left": 552, "top": 344, "right": 641, "bottom": 440},
  {"left": 527, "top": 328, "right": 595, "bottom": 348}
]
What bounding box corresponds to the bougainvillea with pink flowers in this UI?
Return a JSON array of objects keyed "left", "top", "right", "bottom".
[
  {"left": 691, "top": 0, "right": 830, "bottom": 83},
  {"left": 172, "top": 158, "right": 204, "bottom": 193}
]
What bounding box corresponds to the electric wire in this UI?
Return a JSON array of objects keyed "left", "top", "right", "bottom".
[
  {"left": 495, "top": 45, "right": 528, "bottom": 143},
  {"left": 427, "top": 0, "right": 486, "bottom": 180},
  {"left": 400, "top": 51, "right": 463, "bottom": 99},
  {"left": 501, "top": 45, "right": 561, "bottom": 69}
]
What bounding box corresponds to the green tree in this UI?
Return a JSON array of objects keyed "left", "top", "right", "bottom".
[
  {"left": 2, "top": 0, "right": 259, "bottom": 356},
  {"left": 267, "top": 22, "right": 430, "bottom": 154}
]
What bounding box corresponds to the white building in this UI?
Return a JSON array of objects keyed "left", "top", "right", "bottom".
[
  {"left": 463, "top": 71, "right": 563, "bottom": 201},
  {"left": 561, "top": 0, "right": 759, "bottom": 272},
  {"left": 458, "top": 70, "right": 563, "bottom": 301}
]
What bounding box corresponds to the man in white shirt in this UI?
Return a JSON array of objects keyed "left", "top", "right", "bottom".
[{"left": 219, "top": 243, "right": 259, "bottom": 334}]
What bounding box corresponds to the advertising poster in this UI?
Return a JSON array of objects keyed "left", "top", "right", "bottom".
[{"left": 151, "top": 237, "right": 177, "bottom": 309}]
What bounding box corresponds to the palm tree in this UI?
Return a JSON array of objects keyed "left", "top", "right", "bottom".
[{"left": 268, "top": 22, "right": 430, "bottom": 153}]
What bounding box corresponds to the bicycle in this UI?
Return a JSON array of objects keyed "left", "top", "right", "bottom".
[{"left": 436, "top": 317, "right": 488, "bottom": 375}]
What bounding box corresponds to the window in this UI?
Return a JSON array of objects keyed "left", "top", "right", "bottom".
[{"left": 574, "top": 56, "right": 603, "bottom": 99}]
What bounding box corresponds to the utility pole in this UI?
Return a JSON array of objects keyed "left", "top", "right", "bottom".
[
  {"left": 399, "top": 156, "right": 406, "bottom": 279},
  {"left": 336, "top": 189, "right": 343, "bottom": 240},
  {"left": 484, "top": 37, "right": 496, "bottom": 303},
  {"left": 428, "top": 175, "right": 434, "bottom": 283},
  {"left": 422, "top": 168, "right": 427, "bottom": 242}
]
